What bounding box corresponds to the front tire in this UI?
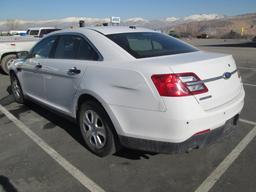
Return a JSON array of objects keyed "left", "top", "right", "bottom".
[
  {"left": 79, "top": 100, "right": 117, "bottom": 157},
  {"left": 10, "top": 74, "right": 24, "bottom": 104},
  {"left": 1, "top": 54, "right": 17, "bottom": 75}
]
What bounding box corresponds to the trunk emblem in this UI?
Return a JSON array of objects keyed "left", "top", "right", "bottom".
[{"left": 223, "top": 72, "right": 232, "bottom": 79}]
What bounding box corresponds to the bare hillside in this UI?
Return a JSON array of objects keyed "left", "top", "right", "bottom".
[{"left": 172, "top": 13, "right": 256, "bottom": 37}]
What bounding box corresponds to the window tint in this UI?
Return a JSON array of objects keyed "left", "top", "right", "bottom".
[
  {"left": 107, "top": 32, "right": 198, "bottom": 59},
  {"left": 54, "top": 35, "right": 80, "bottom": 59},
  {"left": 77, "top": 39, "right": 99, "bottom": 60},
  {"left": 31, "top": 36, "right": 57, "bottom": 59},
  {"left": 39, "top": 29, "right": 60, "bottom": 38},
  {"left": 29, "top": 30, "right": 39, "bottom": 36},
  {"left": 54, "top": 35, "right": 99, "bottom": 60},
  {"left": 128, "top": 39, "right": 163, "bottom": 51}
]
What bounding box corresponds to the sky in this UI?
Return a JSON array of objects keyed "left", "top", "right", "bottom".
[{"left": 0, "top": 0, "right": 256, "bottom": 20}]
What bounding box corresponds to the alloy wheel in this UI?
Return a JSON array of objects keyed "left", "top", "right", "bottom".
[
  {"left": 82, "top": 110, "right": 107, "bottom": 149},
  {"left": 12, "top": 77, "right": 22, "bottom": 100}
]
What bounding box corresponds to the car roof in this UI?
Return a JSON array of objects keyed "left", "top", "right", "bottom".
[
  {"left": 82, "top": 26, "right": 156, "bottom": 35},
  {"left": 47, "top": 26, "right": 159, "bottom": 39}
]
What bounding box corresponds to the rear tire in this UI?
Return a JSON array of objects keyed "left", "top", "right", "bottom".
[
  {"left": 1, "top": 54, "right": 17, "bottom": 75},
  {"left": 10, "top": 74, "right": 24, "bottom": 104},
  {"left": 79, "top": 100, "right": 117, "bottom": 157}
]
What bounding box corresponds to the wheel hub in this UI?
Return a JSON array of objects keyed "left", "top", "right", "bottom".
[
  {"left": 12, "top": 78, "right": 21, "bottom": 99},
  {"left": 82, "top": 110, "right": 106, "bottom": 149},
  {"left": 7, "top": 59, "right": 15, "bottom": 67}
]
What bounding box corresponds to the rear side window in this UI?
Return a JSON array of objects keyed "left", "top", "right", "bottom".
[
  {"left": 77, "top": 39, "right": 99, "bottom": 60},
  {"left": 54, "top": 35, "right": 99, "bottom": 60},
  {"left": 107, "top": 32, "right": 198, "bottom": 59}
]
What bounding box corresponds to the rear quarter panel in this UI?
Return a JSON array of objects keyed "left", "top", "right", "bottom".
[
  {"left": 77, "top": 65, "right": 166, "bottom": 111},
  {"left": 72, "top": 63, "right": 169, "bottom": 134}
]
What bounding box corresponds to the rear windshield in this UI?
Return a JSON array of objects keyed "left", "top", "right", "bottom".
[{"left": 107, "top": 32, "right": 198, "bottom": 59}]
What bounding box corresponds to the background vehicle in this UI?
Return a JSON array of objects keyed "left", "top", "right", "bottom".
[
  {"left": 197, "top": 33, "right": 209, "bottom": 39},
  {"left": 9, "top": 30, "right": 27, "bottom": 36},
  {"left": 0, "top": 27, "right": 59, "bottom": 74},
  {"left": 26, "top": 27, "right": 60, "bottom": 38},
  {"left": 9, "top": 27, "right": 245, "bottom": 157},
  {"left": 0, "top": 37, "right": 37, "bottom": 74}
]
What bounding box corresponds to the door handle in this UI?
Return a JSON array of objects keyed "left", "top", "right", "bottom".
[
  {"left": 35, "top": 63, "right": 42, "bottom": 69},
  {"left": 68, "top": 67, "right": 81, "bottom": 74}
]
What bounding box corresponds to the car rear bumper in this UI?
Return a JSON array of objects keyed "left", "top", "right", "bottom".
[
  {"left": 109, "top": 86, "right": 244, "bottom": 143},
  {"left": 119, "top": 114, "right": 239, "bottom": 153}
]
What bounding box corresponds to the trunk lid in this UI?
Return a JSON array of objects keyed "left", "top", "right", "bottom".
[{"left": 147, "top": 51, "right": 243, "bottom": 111}]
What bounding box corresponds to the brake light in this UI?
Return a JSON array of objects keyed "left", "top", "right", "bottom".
[
  {"left": 151, "top": 73, "right": 208, "bottom": 97},
  {"left": 193, "top": 129, "right": 210, "bottom": 136}
]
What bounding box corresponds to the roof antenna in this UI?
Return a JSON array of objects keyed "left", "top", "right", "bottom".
[{"left": 79, "top": 20, "right": 85, "bottom": 27}]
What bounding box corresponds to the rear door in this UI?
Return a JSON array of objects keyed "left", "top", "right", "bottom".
[{"left": 42, "top": 34, "right": 100, "bottom": 113}]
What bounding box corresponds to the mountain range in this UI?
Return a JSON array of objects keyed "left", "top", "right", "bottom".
[{"left": 0, "top": 13, "right": 255, "bottom": 37}]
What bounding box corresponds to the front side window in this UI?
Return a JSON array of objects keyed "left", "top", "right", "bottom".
[
  {"left": 107, "top": 32, "right": 198, "bottom": 59},
  {"left": 31, "top": 36, "right": 57, "bottom": 59}
]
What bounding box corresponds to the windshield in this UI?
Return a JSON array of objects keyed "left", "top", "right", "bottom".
[{"left": 107, "top": 32, "right": 198, "bottom": 59}]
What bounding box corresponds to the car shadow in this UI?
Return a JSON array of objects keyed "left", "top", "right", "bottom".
[
  {"left": 0, "top": 95, "right": 15, "bottom": 106},
  {"left": 0, "top": 86, "right": 159, "bottom": 160},
  {"left": 114, "top": 148, "right": 157, "bottom": 160},
  {"left": 27, "top": 101, "right": 159, "bottom": 159},
  {"left": 0, "top": 176, "right": 18, "bottom": 192},
  {"left": 24, "top": 102, "right": 158, "bottom": 160},
  {"left": 0, "top": 86, "right": 31, "bottom": 120},
  {"left": 0, "top": 68, "right": 6, "bottom": 75},
  {"left": 0, "top": 85, "right": 14, "bottom": 106},
  {"left": 23, "top": 101, "right": 86, "bottom": 147},
  {"left": 202, "top": 41, "right": 256, "bottom": 48}
]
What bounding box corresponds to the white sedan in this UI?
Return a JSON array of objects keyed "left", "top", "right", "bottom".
[{"left": 9, "top": 26, "right": 245, "bottom": 157}]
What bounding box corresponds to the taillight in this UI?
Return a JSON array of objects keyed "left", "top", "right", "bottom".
[{"left": 151, "top": 73, "right": 208, "bottom": 97}]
